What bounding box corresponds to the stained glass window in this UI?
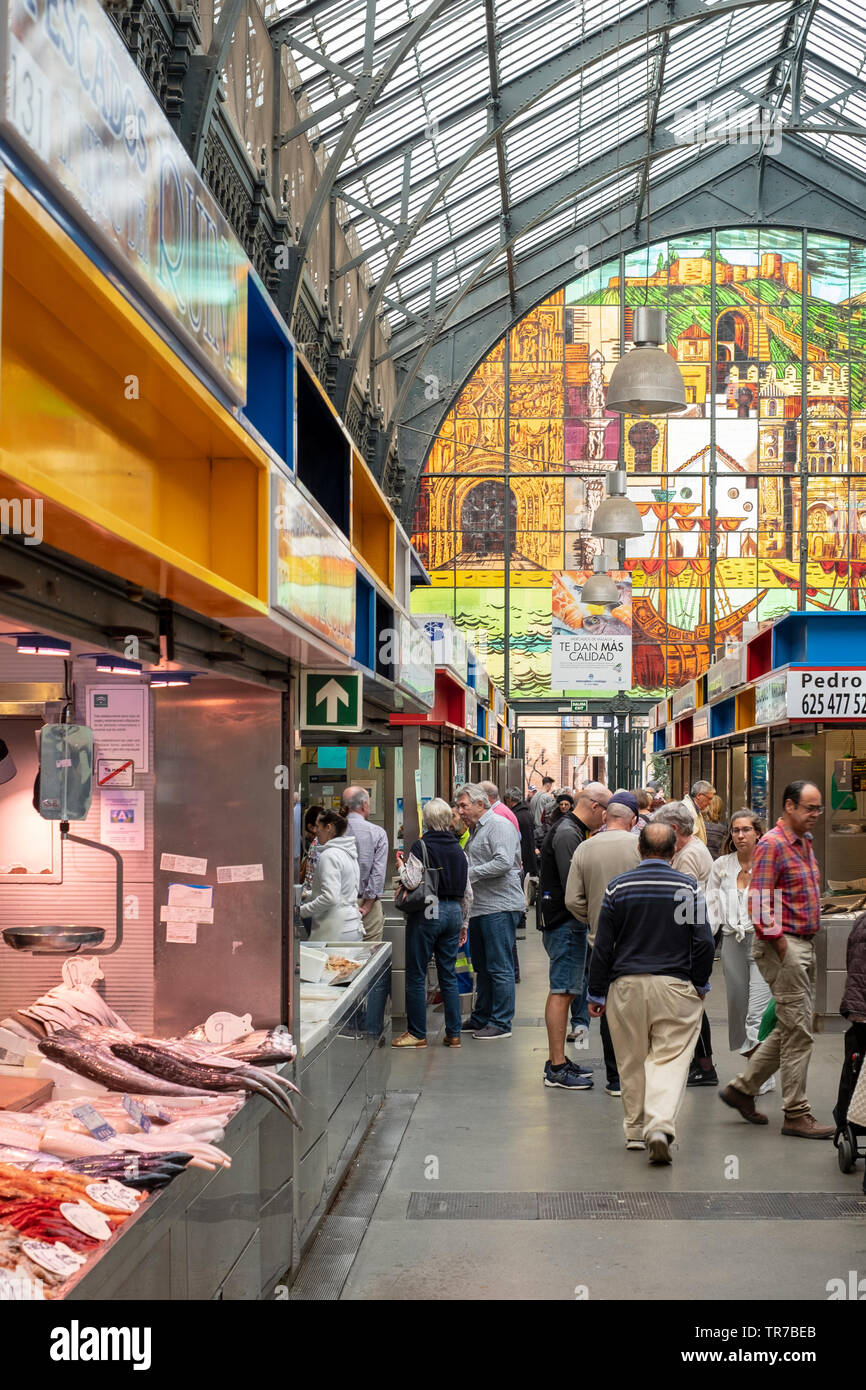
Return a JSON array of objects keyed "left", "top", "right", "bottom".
[{"left": 410, "top": 229, "right": 866, "bottom": 698}]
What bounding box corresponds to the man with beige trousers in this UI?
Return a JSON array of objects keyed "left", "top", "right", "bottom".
[
  {"left": 587, "top": 821, "right": 715, "bottom": 1165},
  {"left": 565, "top": 793, "right": 641, "bottom": 1094}
]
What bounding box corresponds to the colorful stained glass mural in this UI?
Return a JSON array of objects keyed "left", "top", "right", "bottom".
[{"left": 410, "top": 229, "right": 866, "bottom": 699}]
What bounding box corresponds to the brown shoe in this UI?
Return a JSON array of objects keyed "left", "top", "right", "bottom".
[
  {"left": 391, "top": 1032, "right": 426, "bottom": 1048},
  {"left": 719, "top": 1084, "right": 768, "bottom": 1125},
  {"left": 781, "top": 1113, "right": 834, "bottom": 1139},
  {"left": 443, "top": 1035, "right": 461, "bottom": 1048}
]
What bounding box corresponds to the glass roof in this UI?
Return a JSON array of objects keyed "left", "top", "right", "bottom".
[{"left": 264, "top": 0, "right": 866, "bottom": 349}]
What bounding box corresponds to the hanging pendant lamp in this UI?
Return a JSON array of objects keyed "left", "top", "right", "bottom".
[
  {"left": 591, "top": 469, "right": 644, "bottom": 541},
  {"left": 580, "top": 550, "right": 621, "bottom": 608},
  {"left": 606, "top": 307, "right": 687, "bottom": 416}
]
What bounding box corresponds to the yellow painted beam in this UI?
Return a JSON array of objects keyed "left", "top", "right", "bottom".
[{"left": 0, "top": 172, "right": 269, "bottom": 617}]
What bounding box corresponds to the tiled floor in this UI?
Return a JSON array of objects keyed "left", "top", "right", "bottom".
[{"left": 338, "top": 929, "right": 866, "bottom": 1300}]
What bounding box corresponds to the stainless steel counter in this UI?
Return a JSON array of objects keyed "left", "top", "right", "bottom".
[
  {"left": 815, "top": 912, "right": 858, "bottom": 1033},
  {"left": 294, "top": 941, "right": 391, "bottom": 1261},
  {"left": 61, "top": 944, "right": 392, "bottom": 1300}
]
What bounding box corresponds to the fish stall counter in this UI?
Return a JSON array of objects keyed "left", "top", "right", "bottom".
[
  {"left": 293, "top": 940, "right": 391, "bottom": 1260},
  {"left": 0, "top": 993, "right": 303, "bottom": 1300},
  {"left": 0, "top": 946, "right": 391, "bottom": 1301}
]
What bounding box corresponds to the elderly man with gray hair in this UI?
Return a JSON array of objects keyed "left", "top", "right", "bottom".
[
  {"left": 683, "top": 780, "right": 715, "bottom": 846},
  {"left": 342, "top": 785, "right": 389, "bottom": 942},
  {"left": 455, "top": 784, "right": 525, "bottom": 1039}
]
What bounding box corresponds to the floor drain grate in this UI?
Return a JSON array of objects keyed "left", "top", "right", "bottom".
[{"left": 407, "top": 1190, "right": 866, "bottom": 1221}]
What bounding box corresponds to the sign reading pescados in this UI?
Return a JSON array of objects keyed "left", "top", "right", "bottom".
[{"left": 1, "top": 0, "right": 247, "bottom": 402}]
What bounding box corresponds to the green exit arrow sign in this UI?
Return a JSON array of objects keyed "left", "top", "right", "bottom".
[
  {"left": 570, "top": 700, "right": 588, "bottom": 713},
  {"left": 301, "top": 672, "right": 363, "bottom": 731}
]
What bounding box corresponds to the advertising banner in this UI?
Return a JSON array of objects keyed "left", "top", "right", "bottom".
[
  {"left": 0, "top": 0, "right": 247, "bottom": 401},
  {"left": 397, "top": 615, "right": 435, "bottom": 708},
  {"left": 551, "top": 571, "right": 632, "bottom": 692},
  {"left": 755, "top": 672, "right": 788, "bottom": 725},
  {"left": 272, "top": 476, "right": 355, "bottom": 655}
]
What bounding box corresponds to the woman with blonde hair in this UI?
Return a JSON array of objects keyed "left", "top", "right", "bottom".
[
  {"left": 705, "top": 809, "right": 774, "bottom": 1091},
  {"left": 703, "top": 794, "right": 727, "bottom": 860},
  {"left": 392, "top": 798, "right": 473, "bottom": 1049}
]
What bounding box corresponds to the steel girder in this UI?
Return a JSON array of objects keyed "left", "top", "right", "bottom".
[
  {"left": 374, "top": 42, "right": 797, "bottom": 299},
  {"left": 330, "top": 0, "right": 794, "bottom": 372},
  {"left": 391, "top": 134, "right": 866, "bottom": 525},
  {"left": 272, "top": 0, "right": 457, "bottom": 323},
  {"left": 179, "top": 0, "right": 248, "bottom": 170}
]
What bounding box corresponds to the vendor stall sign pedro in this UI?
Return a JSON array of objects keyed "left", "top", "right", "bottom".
[
  {"left": 0, "top": 0, "right": 247, "bottom": 403},
  {"left": 787, "top": 668, "right": 866, "bottom": 720}
]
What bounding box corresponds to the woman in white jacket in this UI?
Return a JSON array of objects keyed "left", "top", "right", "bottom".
[
  {"left": 299, "top": 810, "right": 363, "bottom": 943},
  {"left": 705, "top": 809, "right": 773, "bottom": 1090}
]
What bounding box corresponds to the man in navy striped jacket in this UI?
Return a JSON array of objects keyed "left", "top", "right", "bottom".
[{"left": 588, "top": 821, "right": 715, "bottom": 1165}]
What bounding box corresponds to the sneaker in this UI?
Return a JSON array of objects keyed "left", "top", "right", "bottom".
[
  {"left": 391, "top": 1032, "right": 427, "bottom": 1048},
  {"left": 605, "top": 1081, "right": 622, "bottom": 1097},
  {"left": 442, "top": 1035, "right": 461, "bottom": 1048},
  {"left": 626, "top": 1138, "right": 646, "bottom": 1150},
  {"left": 758, "top": 1075, "right": 776, "bottom": 1095},
  {"left": 544, "top": 1060, "right": 593, "bottom": 1090},
  {"left": 687, "top": 1065, "right": 719, "bottom": 1087},
  {"left": 781, "top": 1113, "right": 835, "bottom": 1139},
  {"left": 566, "top": 1059, "right": 593, "bottom": 1079},
  {"left": 647, "top": 1130, "right": 672, "bottom": 1165},
  {"left": 461, "top": 1019, "right": 480, "bottom": 1032},
  {"left": 473, "top": 1025, "right": 512, "bottom": 1040},
  {"left": 567, "top": 1024, "right": 588, "bottom": 1044},
  {"left": 719, "top": 1084, "right": 768, "bottom": 1125}
]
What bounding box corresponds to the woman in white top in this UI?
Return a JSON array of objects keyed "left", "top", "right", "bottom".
[
  {"left": 299, "top": 810, "right": 363, "bottom": 943},
  {"left": 706, "top": 809, "right": 773, "bottom": 1065}
]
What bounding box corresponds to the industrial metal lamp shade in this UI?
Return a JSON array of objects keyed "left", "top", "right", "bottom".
[
  {"left": 581, "top": 544, "right": 620, "bottom": 605},
  {"left": 580, "top": 570, "right": 622, "bottom": 606},
  {"left": 606, "top": 307, "right": 687, "bottom": 415},
  {"left": 591, "top": 470, "right": 644, "bottom": 541}
]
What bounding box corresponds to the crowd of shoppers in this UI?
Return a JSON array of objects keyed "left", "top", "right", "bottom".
[{"left": 299, "top": 763, "right": 860, "bottom": 1177}]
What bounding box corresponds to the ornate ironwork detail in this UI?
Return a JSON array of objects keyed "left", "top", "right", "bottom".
[{"left": 107, "top": 0, "right": 171, "bottom": 106}]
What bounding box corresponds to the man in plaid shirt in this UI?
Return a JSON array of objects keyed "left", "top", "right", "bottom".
[{"left": 720, "top": 780, "right": 834, "bottom": 1138}]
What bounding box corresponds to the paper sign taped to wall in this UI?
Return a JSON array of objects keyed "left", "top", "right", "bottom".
[
  {"left": 160, "top": 905, "right": 214, "bottom": 924},
  {"left": 167, "top": 883, "right": 214, "bottom": 909},
  {"left": 166, "top": 922, "right": 197, "bottom": 944},
  {"left": 160, "top": 854, "right": 208, "bottom": 874},
  {"left": 216, "top": 864, "right": 264, "bottom": 884}
]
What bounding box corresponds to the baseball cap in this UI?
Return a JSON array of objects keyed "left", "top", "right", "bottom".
[{"left": 607, "top": 791, "right": 639, "bottom": 817}]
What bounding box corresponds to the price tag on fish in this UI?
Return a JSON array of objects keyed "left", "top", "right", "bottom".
[
  {"left": 122, "top": 1095, "right": 152, "bottom": 1132},
  {"left": 21, "top": 1239, "right": 86, "bottom": 1278},
  {"left": 71, "top": 1104, "right": 116, "bottom": 1142},
  {"left": 60, "top": 1202, "right": 113, "bottom": 1242},
  {"left": 86, "top": 1180, "right": 140, "bottom": 1214},
  {"left": 204, "top": 1011, "right": 253, "bottom": 1045},
  {"left": 142, "top": 1102, "right": 171, "bottom": 1124}
]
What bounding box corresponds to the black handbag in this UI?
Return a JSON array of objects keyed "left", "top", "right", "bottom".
[{"left": 393, "top": 839, "right": 440, "bottom": 917}]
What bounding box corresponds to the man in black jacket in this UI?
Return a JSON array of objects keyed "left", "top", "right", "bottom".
[
  {"left": 538, "top": 783, "right": 610, "bottom": 1091},
  {"left": 588, "top": 821, "right": 715, "bottom": 1165},
  {"left": 503, "top": 788, "right": 537, "bottom": 879}
]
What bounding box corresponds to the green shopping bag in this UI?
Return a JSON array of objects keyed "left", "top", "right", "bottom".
[{"left": 757, "top": 997, "right": 776, "bottom": 1041}]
